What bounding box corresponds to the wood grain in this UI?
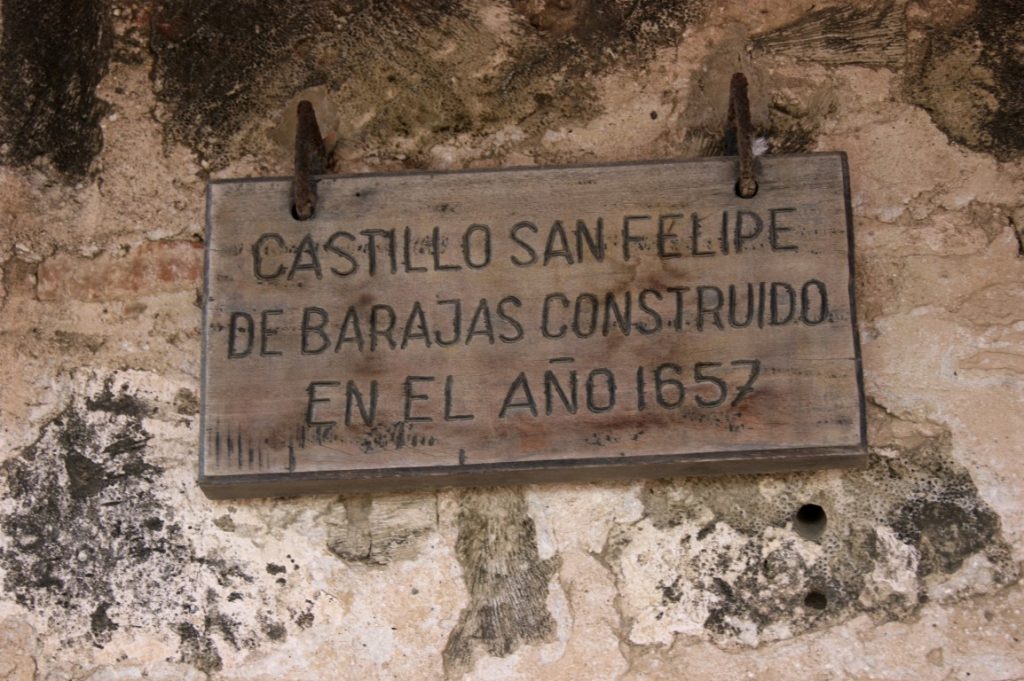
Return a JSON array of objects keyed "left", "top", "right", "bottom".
[{"left": 199, "top": 153, "right": 866, "bottom": 499}]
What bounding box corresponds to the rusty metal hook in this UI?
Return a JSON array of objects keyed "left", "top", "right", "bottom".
[
  {"left": 292, "top": 100, "right": 327, "bottom": 220},
  {"left": 727, "top": 73, "right": 758, "bottom": 199}
]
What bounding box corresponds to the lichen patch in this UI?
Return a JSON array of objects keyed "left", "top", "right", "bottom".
[{"left": 0, "top": 373, "right": 314, "bottom": 670}]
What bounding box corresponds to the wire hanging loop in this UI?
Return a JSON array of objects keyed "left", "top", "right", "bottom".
[
  {"left": 292, "top": 100, "right": 327, "bottom": 220},
  {"left": 728, "top": 73, "right": 758, "bottom": 199}
]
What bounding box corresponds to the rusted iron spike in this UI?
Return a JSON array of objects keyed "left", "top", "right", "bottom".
[
  {"left": 293, "top": 100, "right": 327, "bottom": 220},
  {"left": 728, "top": 73, "right": 758, "bottom": 198}
]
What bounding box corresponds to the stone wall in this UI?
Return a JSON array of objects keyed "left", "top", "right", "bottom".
[{"left": 0, "top": 1, "right": 1022, "bottom": 678}]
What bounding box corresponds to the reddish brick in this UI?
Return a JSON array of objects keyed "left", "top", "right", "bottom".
[{"left": 36, "top": 241, "right": 202, "bottom": 302}]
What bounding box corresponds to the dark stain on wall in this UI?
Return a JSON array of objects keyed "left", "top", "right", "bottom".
[
  {"left": 906, "top": 0, "right": 1024, "bottom": 160},
  {"left": 86, "top": 377, "right": 157, "bottom": 419},
  {"left": 148, "top": 0, "right": 707, "bottom": 168},
  {"left": 0, "top": 0, "right": 709, "bottom": 173},
  {"left": 497, "top": 0, "right": 708, "bottom": 128},
  {"left": 0, "top": 0, "right": 112, "bottom": 177},
  {"left": 0, "top": 376, "right": 300, "bottom": 669},
  {"left": 90, "top": 602, "right": 119, "bottom": 639},
  {"left": 0, "top": 390, "right": 169, "bottom": 650},
  {"left": 149, "top": 0, "right": 469, "bottom": 167},
  {"left": 177, "top": 621, "right": 223, "bottom": 674},
  {"left": 443, "top": 488, "right": 561, "bottom": 677}
]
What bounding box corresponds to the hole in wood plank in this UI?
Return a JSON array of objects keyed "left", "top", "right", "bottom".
[{"left": 734, "top": 178, "right": 759, "bottom": 198}]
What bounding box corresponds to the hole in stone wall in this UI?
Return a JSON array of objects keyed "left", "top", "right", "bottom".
[
  {"left": 804, "top": 590, "right": 828, "bottom": 610},
  {"left": 793, "top": 503, "right": 827, "bottom": 540}
]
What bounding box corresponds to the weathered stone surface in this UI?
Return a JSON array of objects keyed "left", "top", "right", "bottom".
[
  {"left": 0, "top": 616, "right": 37, "bottom": 681},
  {"left": 1, "top": 0, "right": 1023, "bottom": 678},
  {"left": 606, "top": 421, "right": 1016, "bottom": 648}
]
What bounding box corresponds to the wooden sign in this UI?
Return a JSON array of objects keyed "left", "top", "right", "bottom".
[{"left": 199, "top": 153, "right": 866, "bottom": 498}]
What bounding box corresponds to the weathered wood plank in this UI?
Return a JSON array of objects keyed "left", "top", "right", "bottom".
[{"left": 199, "top": 153, "right": 866, "bottom": 498}]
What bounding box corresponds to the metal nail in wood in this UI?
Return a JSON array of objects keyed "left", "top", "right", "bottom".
[
  {"left": 292, "top": 100, "right": 327, "bottom": 220},
  {"left": 728, "top": 73, "right": 758, "bottom": 198}
]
